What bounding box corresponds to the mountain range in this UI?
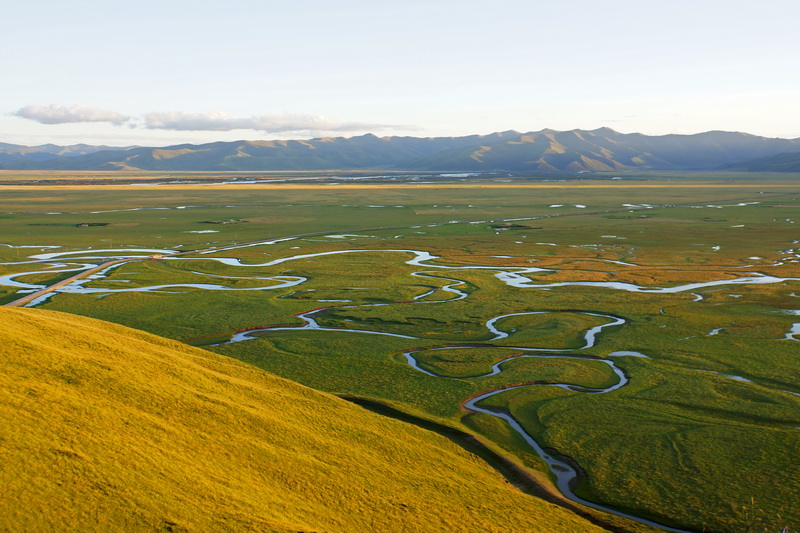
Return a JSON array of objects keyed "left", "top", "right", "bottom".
[
  {"left": 3, "top": 128, "right": 800, "bottom": 172},
  {"left": 0, "top": 142, "right": 129, "bottom": 164}
]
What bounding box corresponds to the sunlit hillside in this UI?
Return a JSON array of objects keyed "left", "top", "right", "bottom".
[
  {"left": 3, "top": 129, "right": 799, "bottom": 171},
  {"left": 0, "top": 308, "right": 605, "bottom": 532}
]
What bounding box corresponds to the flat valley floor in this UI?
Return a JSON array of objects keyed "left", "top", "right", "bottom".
[{"left": 2, "top": 173, "right": 799, "bottom": 532}]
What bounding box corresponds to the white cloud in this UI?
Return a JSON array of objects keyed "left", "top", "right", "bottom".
[
  {"left": 12, "top": 105, "right": 415, "bottom": 136},
  {"left": 144, "top": 110, "right": 405, "bottom": 134},
  {"left": 14, "top": 104, "right": 130, "bottom": 125}
]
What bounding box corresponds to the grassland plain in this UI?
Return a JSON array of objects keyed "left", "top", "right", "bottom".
[
  {"left": 0, "top": 307, "right": 610, "bottom": 532},
  {"left": 2, "top": 176, "right": 800, "bottom": 531}
]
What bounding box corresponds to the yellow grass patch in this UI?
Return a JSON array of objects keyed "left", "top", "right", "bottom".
[
  {"left": 1, "top": 182, "right": 799, "bottom": 192},
  {"left": 0, "top": 308, "right": 602, "bottom": 532}
]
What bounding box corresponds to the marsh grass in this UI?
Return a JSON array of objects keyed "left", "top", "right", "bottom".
[{"left": 3, "top": 178, "right": 800, "bottom": 531}]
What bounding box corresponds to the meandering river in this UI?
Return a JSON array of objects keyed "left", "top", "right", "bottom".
[{"left": 4, "top": 245, "right": 798, "bottom": 531}]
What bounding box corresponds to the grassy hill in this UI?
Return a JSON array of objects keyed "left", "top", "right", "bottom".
[{"left": 0, "top": 307, "right": 605, "bottom": 532}]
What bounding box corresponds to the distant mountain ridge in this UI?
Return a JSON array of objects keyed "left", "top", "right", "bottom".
[
  {"left": 0, "top": 142, "right": 134, "bottom": 165},
  {"left": 721, "top": 151, "right": 800, "bottom": 172},
  {"left": 2, "top": 128, "right": 799, "bottom": 172}
]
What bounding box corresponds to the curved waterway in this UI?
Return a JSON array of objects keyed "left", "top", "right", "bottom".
[
  {"left": 401, "top": 344, "right": 689, "bottom": 531},
  {"left": 56, "top": 275, "right": 307, "bottom": 295},
  {"left": 227, "top": 306, "right": 418, "bottom": 343},
  {"left": 410, "top": 272, "right": 469, "bottom": 301},
  {"left": 485, "top": 311, "right": 625, "bottom": 346},
  {"left": 5, "top": 247, "right": 799, "bottom": 301},
  {"left": 6, "top": 245, "right": 797, "bottom": 530},
  {"left": 168, "top": 248, "right": 800, "bottom": 295},
  {"left": 29, "top": 248, "right": 177, "bottom": 260},
  {"left": 0, "top": 263, "right": 94, "bottom": 289},
  {"left": 785, "top": 323, "right": 800, "bottom": 341}
]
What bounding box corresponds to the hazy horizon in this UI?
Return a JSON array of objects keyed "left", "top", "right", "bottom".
[
  {"left": 4, "top": 125, "right": 800, "bottom": 150},
  {"left": 3, "top": 0, "right": 799, "bottom": 146}
]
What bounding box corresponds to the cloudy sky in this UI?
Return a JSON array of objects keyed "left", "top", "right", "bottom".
[{"left": 3, "top": 0, "right": 799, "bottom": 146}]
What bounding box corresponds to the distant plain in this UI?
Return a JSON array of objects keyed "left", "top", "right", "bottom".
[{"left": 2, "top": 172, "right": 799, "bottom": 532}]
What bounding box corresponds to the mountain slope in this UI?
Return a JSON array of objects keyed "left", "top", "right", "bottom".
[
  {"left": 720, "top": 150, "right": 800, "bottom": 171},
  {"left": 0, "top": 308, "right": 603, "bottom": 532},
  {"left": 4, "top": 128, "right": 797, "bottom": 171},
  {"left": 0, "top": 143, "right": 129, "bottom": 165},
  {"left": 0, "top": 132, "right": 521, "bottom": 172},
  {"left": 402, "top": 128, "right": 800, "bottom": 171}
]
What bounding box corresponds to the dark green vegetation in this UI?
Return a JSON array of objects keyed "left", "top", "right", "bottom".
[
  {"left": 2, "top": 176, "right": 799, "bottom": 532},
  {"left": 2, "top": 128, "right": 800, "bottom": 171}
]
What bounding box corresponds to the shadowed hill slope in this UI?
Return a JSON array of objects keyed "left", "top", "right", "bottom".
[
  {"left": 720, "top": 150, "right": 800, "bottom": 171},
  {"left": 0, "top": 308, "right": 605, "bottom": 532}
]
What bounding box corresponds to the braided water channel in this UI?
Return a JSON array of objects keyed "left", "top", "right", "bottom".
[{"left": 7, "top": 247, "right": 800, "bottom": 531}]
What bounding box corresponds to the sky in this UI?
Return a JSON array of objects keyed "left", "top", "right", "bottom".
[{"left": 3, "top": 0, "right": 799, "bottom": 146}]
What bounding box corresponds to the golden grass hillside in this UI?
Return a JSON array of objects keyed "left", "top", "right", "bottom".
[{"left": 0, "top": 308, "right": 604, "bottom": 532}]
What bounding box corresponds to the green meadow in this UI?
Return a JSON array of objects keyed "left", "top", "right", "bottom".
[{"left": 2, "top": 175, "right": 799, "bottom": 531}]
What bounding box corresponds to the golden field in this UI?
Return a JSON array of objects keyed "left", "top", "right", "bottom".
[{"left": 0, "top": 308, "right": 603, "bottom": 532}]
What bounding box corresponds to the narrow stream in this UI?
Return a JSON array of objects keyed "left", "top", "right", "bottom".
[
  {"left": 4, "top": 244, "right": 797, "bottom": 531},
  {"left": 784, "top": 323, "right": 800, "bottom": 341},
  {"left": 0, "top": 263, "right": 94, "bottom": 289},
  {"left": 401, "top": 344, "right": 688, "bottom": 531},
  {"left": 4, "top": 247, "right": 799, "bottom": 299}
]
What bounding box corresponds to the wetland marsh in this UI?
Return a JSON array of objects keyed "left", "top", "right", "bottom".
[{"left": 2, "top": 175, "right": 799, "bottom": 532}]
